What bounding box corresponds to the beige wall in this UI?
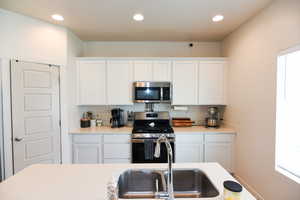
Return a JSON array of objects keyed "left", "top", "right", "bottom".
[
  {"left": 222, "top": 0, "right": 300, "bottom": 199},
  {"left": 0, "top": 9, "right": 67, "bottom": 66},
  {"left": 0, "top": 8, "right": 84, "bottom": 165},
  {"left": 83, "top": 41, "right": 221, "bottom": 57}
]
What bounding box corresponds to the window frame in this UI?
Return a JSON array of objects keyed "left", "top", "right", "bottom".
[{"left": 276, "top": 44, "right": 300, "bottom": 184}]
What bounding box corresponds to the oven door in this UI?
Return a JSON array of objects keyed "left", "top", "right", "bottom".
[{"left": 131, "top": 138, "right": 175, "bottom": 163}]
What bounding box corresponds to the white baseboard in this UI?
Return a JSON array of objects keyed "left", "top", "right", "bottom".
[{"left": 235, "top": 175, "right": 265, "bottom": 200}]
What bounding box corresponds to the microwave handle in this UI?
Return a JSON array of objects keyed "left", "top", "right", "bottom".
[{"left": 160, "top": 87, "right": 163, "bottom": 101}]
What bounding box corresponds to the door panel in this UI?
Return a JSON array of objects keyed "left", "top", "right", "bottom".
[
  {"left": 77, "top": 61, "right": 106, "bottom": 105},
  {"left": 153, "top": 61, "right": 172, "bottom": 81},
  {"left": 72, "top": 144, "right": 102, "bottom": 164},
  {"left": 133, "top": 61, "right": 153, "bottom": 81},
  {"left": 176, "top": 144, "right": 203, "bottom": 163},
  {"left": 107, "top": 60, "right": 133, "bottom": 105},
  {"left": 205, "top": 143, "right": 233, "bottom": 172},
  {"left": 11, "top": 60, "right": 61, "bottom": 173},
  {"left": 172, "top": 61, "right": 198, "bottom": 105},
  {"left": 198, "top": 62, "right": 225, "bottom": 105}
]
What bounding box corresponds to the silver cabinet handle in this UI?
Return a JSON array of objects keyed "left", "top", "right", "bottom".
[{"left": 14, "top": 137, "right": 23, "bottom": 142}]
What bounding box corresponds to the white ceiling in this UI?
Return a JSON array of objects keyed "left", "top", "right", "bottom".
[{"left": 0, "top": 0, "right": 273, "bottom": 41}]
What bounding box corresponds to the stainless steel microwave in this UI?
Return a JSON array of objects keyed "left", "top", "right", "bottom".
[{"left": 133, "top": 81, "right": 172, "bottom": 103}]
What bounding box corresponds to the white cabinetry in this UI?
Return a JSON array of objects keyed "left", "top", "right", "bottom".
[
  {"left": 175, "top": 133, "right": 235, "bottom": 173},
  {"left": 133, "top": 60, "right": 172, "bottom": 82},
  {"left": 152, "top": 61, "right": 172, "bottom": 81},
  {"left": 77, "top": 61, "right": 106, "bottom": 105},
  {"left": 133, "top": 61, "right": 153, "bottom": 81},
  {"left": 107, "top": 60, "right": 133, "bottom": 105},
  {"left": 72, "top": 135, "right": 102, "bottom": 164},
  {"left": 198, "top": 62, "right": 226, "bottom": 105},
  {"left": 172, "top": 61, "right": 198, "bottom": 105},
  {"left": 72, "top": 134, "right": 131, "bottom": 164},
  {"left": 103, "top": 135, "right": 131, "bottom": 163},
  {"left": 204, "top": 134, "right": 234, "bottom": 172},
  {"left": 175, "top": 134, "right": 204, "bottom": 163},
  {"left": 77, "top": 58, "right": 227, "bottom": 106}
]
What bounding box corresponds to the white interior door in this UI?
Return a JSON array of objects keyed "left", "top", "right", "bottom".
[{"left": 11, "top": 60, "right": 61, "bottom": 173}]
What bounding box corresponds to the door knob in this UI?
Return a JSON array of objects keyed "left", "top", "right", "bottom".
[{"left": 14, "top": 137, "right": 23, "bottom": 142}]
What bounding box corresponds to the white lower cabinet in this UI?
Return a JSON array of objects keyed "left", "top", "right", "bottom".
[
  {"left": 72, "top": 134, "right": 131, "bottom": 164},
  {"left": 72, "top": 135, "right": 102, "bottom": 164},
  {"left": 175, "top": 133, "right": 235, "bottom": 173},
  {"left": 175, "top": 134, "right": 204, "bottom": 163},
  {"left": 73, "top": 144, "right": 102, "bottom": 164},
  {"left": 72, "top": 133, "right": 234, "bottom": 172},
  {"left": 204, "top": 134, "right": 234, "bottom": 173},
  {"left": 205, "top": 143, "right": 233, "bottom": 172},
  {"left": 176, "top": 144, "right": 204, "bottom": 163}
]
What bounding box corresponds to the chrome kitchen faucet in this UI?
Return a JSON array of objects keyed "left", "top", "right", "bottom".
[{"left": 154, "top": 135, "right": 174, "bottom": 200}]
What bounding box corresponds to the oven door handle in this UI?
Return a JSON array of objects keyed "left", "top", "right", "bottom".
[
  {"left": 131, "top": 139, "right": 154, "bottom": 143},
  {"left": 131, "top": 138, "right": 175, "bottom": 143}
]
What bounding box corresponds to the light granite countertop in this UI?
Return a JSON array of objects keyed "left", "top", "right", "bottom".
[
  {"left": 69, "top": 126, "right": 235, "bottom": 135},
  {"left": 0, "top": 163, "right": 255, "bottom": 200}
]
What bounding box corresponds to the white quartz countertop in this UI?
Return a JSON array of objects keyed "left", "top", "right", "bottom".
[
  {"left": 69, "top": 126, "right": 235, "bottom": 135},
  {"left": 0, "top": 163, "right": 255, "bottom": 200}
]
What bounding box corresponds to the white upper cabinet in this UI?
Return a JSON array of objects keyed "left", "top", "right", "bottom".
[
  {"left": 76, "top": 58, "right": 227, "bottom": 106},
  {"left": 133, "top": 60, "right": 172, "bottom": 82},
  {"left": 133, "top": 61, "right": 153, "bottom": 81},
  {"left": 77, "top": 61, "right": 106, "bottom": 105},
  {"left": 107, "top": 60, "right": 133, "bottom": 105},
  {"left": 172, "top": 61, "right": 198, "bottom": 105},
  {"left": 198, "top": 62, "right": 226, "bottom": 105},
  {"left": 153, "top": 61, "right": 172, "bottom": 82}
]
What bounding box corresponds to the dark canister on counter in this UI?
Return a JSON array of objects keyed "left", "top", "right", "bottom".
[{"left": 80, "top": 112, "right": 91, "bottom": 128}]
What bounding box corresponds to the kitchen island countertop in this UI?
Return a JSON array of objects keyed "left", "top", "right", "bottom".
[{"left": 0, "top": 163, "right": 255, "bottom": 200}]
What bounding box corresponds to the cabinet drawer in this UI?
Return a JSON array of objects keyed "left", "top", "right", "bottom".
[
  {"left": 103, "top": 144, "right": 131, "bottom": 158},
  {"left": 103, "top": 134, "right": 131, "bottom": 143},
  {"left": 72, "top": 135, "right": 102, "bottom": 144},
  {"left": 104, "top": 159, "right": 131, "bottom": 164},
  {"left": 205, "top": 134, "right": 234, "bottom": 143},
  {"left": 176, "top": 134, "right": 204, "bottom": 144}
]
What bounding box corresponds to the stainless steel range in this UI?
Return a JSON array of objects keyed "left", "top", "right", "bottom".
[{"left": 131, "top": 111, "right": 175, "bottom": 163}]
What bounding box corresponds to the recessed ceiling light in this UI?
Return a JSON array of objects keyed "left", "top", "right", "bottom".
[
  {"left": 133, "top": 13, "right": 144, "bottom": 21},
  {"left": 212, "top": 15, "right": 224, "bottom": 22},
  {"left": 52, "top": 14, "right": 64, "bottom": 21}
]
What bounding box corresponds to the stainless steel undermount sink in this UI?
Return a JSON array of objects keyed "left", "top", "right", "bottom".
[{"left": 118, "top": 169, "right": 219, "bottom": 199}]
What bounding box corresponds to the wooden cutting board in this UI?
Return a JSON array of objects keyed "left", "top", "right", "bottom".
[{"left": 172, "top": 118, "right": 194, "bottom": 127}]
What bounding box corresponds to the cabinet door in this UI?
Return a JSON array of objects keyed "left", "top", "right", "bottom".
[
  {"left": 205, "top": 143, "right": 233, "bottom": 172},
  {"left": 72, "top": 144, "right": 102, "bottom": 164},
  {"left": 133, "top": 61, "right": 153, "bottom": 81},
  {"left": 103, "top": 144, "right": 131, "bottom": 159},
  {"left": 153, "top": 61, "right": 172, "bottom": 81},
  {"left": 172, "top": 61, "right": 198, "bottom": 105},
  {"left": 107, "top": 60, "right": 133, "bottom": 105},
  {"left": 198, "top": 62, "right": 225, "bottom": 105},
  {"left": 77, "top": 61, "right": 106, "bottom": 105},
  {"left": 175, "top": 134, "right": 204, "bottom": 163},
  {"left": 176, "top": 143, "right": 204, "bottom": 163}
]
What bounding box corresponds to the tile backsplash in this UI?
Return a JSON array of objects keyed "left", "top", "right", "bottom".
[{"left": 76, "top": 104, "right": 226, "bottom": 127}]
